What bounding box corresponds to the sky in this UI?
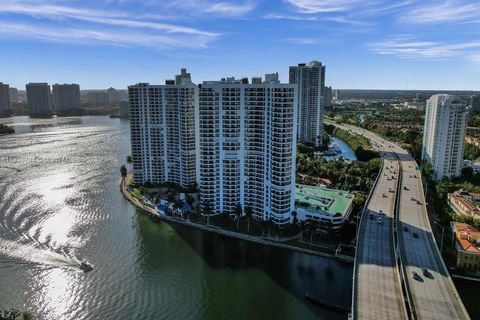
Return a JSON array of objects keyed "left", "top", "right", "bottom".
[{"left": 1, "top": 0, "right": 480, "bottom": 90}]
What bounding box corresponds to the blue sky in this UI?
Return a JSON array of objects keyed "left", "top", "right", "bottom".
[{"left": 1, "top": 0, "right": 480, "bottom": 90}]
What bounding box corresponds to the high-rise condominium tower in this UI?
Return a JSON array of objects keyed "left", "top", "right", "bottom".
[
  {"left": 468, "top": 95, "right": 480, "bottom": 112},
  {"left": 52, "top": 84, "right": 81, "bottom": 114},
  {"left": 0, "top": 82, "right": 11, "bottom": 116},
  {"left": 26, "top": 83, "right": 53, "bottom": 117},
  {"left": 289, "top": 61, "right": 325, "bottom": 147},
  {"left": 422, "top": 94, "right": 468, "bottom": 181},
  {"left": 199, "top": 74, "right": 297, "bottom": 224},
  {"left": 128, "top": 69, "right": 198, "bottom": 189},
  {"left": 9, "top": 87, "right": 18, "bottom": 103}
]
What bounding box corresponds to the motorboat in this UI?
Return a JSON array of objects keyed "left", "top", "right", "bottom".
[{"left": 80, "top": 260, "right": 94, "bottom": 272}]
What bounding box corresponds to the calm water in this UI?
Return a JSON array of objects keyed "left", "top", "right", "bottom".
[
  {"left": 0, "top": 116, "right": 352, "bottom": 320},
  {"left": 322, "top": 137, "right": 357, "bottom": 161}
]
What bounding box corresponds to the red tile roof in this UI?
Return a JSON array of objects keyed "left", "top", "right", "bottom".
[{"left": 452, "top": 222, "right": 480, "bottom": 253}]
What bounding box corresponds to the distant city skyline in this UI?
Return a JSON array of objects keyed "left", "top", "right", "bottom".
[{"left": 1, "top": 0, "right": 480, "bottom": 90}]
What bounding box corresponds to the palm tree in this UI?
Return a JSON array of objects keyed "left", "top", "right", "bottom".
[
  {"left": 120, "top": 165, "right": 127, "bottom": 179},
  {"left": 201, "top": 201, "right": 213, "bottom": 225},
  {"left": 234, "top": 203, "right": 243, "bottom": 229},
  {"left": 291, "top": 210, "right": 298, "bottom": 225},
  {"left": 244, "top": 206, "right": 253, "bottom": 234},
  {"left": 126, "top": 155, "right": 133, "bottom": 169}
]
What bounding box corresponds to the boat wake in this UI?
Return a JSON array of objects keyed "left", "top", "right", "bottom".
[{"left": 0, "top": 238, "right": 79, "bottom": 269}]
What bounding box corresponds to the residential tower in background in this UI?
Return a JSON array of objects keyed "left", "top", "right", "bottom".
[
  {"left": 422, "top": 94, "right": 468, "bottom": 181},
  {"left": 26, "top": 83, "right": 53, "bottom": 117},
  {"left": 0, "top": 82, "right": 11, "bottom": 117},
  {"left": 52, "top": 84, "right": 81, "bottom": 114},
  {"left": 289, "top": 61, "right": 325, "bottom": 148},
  {"left": 128, "top": 69, "right": 198, "bottom": 190}
]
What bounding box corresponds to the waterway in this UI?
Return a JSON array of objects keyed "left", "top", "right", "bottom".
[
  {"left": 0, "top": 116, "right": 352, "bottom": 320},
  {"left": 322, "top": 136, "right": 357, "bottom": 162}
]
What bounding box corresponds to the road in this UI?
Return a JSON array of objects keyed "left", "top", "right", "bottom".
[
  {"left": 333, "top": 122, "right": 407, "bottom": 320},
  {"left": 327, "top": 121, "right": 470, "bottom": 320},
  {"left": 394, "top": 148, "right": 470, "bottom": 320}
]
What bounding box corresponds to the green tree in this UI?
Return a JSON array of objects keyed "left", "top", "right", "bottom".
[
  {"left": 201, "top": 201, "right": 213, "bottom": 225},
  {"left": 126, "top": 155, "right": 133, "bottom": 168},
  {"left": 353, "top": 193, "right": 367, "bottom": 207},
  {"left": 234, "top": 203, "right": 243, "bottom": 229},
  {"left": 291, "top": 210, "right": 298, "bottom": 225},
  {"left": 244, "top": 206, "right": 253, "bottom": 234},
  {"left": 0, "top": 309, "right": 34, "bottom": 320},
  {"left": 120, "top": 165, "right": 127, "bottom": 178},
  {"left": 422, "top": 160, "right": 433, "bottom": 179}
]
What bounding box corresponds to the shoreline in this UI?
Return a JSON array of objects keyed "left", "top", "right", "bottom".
[{"left": 119, "top": 175, "right": 354, "bottom": 263}]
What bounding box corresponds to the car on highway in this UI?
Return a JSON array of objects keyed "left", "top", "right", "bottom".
[
  {"left": 412, "top": 271, "right": 422, "bottom": 281},
  {"left": 383, "top": 193, "right": 387, "bottom": 197},
  {"left": 410, "top": 196, "right": 415, "bottom": 201},
  {"left": 422, "top": 268, "right": 430, "bottom": 277}
]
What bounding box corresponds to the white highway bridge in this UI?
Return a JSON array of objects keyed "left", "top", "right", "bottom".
[{"left": 326, "top": 122, "right": 470, "bottom": 320}]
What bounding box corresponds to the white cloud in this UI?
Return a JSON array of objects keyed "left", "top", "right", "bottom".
[
  {"left": 401, "top": 0, "right": 480, "bottom": 24},
  {"left": 263, "top": 13, "right": 318, "bottom": 21},
  {"left": 263, "top": 13, "right": 369, "bottom": 26},
  {"left": 285, "top": 0, "right": 371, "bottom": 13},
  {"left": 369, "top": 36, "right": 480, "bottom": 61},
  {"left": 324, "top": 15, "right": 371, "bottom": 26},
  {"left": 467, "top": 54, "right": 480, "bottom": 66},
  {"left": 206, "top": 2, "right": 255, "bottom": 16},
  {"left": 0, "top": 1, "right": 219, "bottom": 49},
  {"left": 0, "top": 3, "right": 217, "bottom": 36},
  {"left": 0, "top": 22, "right": 213, "bottom": 49},
  {"left": 165, "top": 0, "right": 255, "bottom": 17},
  {"left": 286, "top": 37, "right": 320, "bottom": 44}
]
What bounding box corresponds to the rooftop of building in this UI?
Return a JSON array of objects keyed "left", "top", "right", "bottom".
[
  {"left": 452, "top": 222, "right": 480, "bottom": 254},
  {"left": 450, "top": 189, "right": 480, "bottom": 212},
  {"left": 202, "top": 73, "right": 281, "bottom": 85},
  {"left": 295, "top": 184, "right": 354, "bottom": 217}
]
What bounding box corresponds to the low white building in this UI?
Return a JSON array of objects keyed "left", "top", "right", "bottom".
[{"left": 294, "top": 184, "right": 354, "bottom": 231}]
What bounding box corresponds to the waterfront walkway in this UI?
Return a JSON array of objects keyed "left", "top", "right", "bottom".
[{"left": 120, "top": 174, "right": 354, "bottom": 263}]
